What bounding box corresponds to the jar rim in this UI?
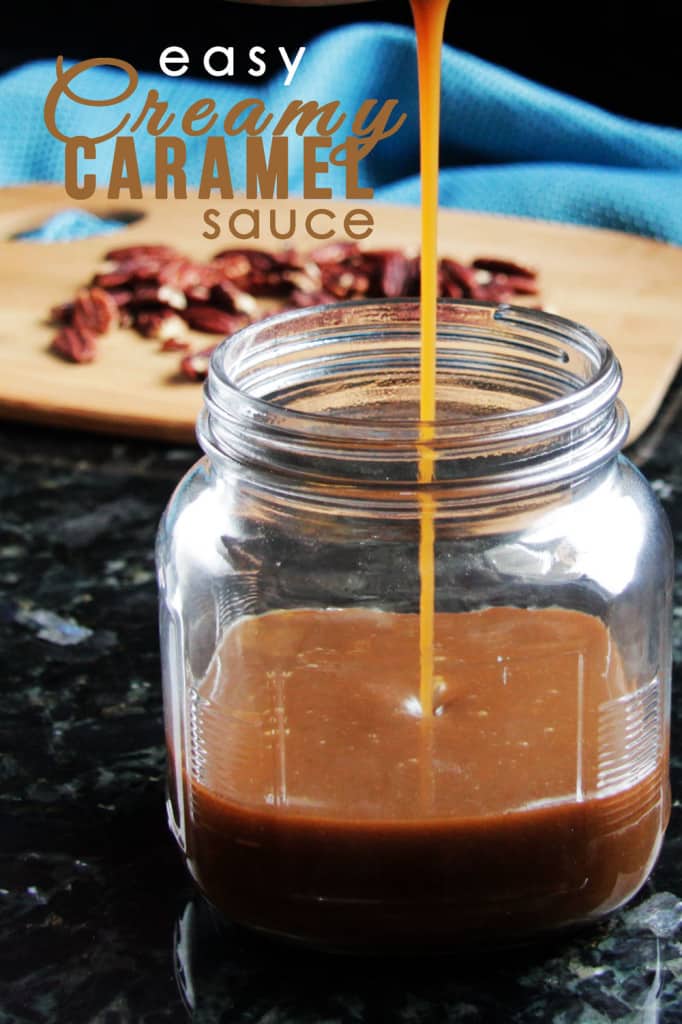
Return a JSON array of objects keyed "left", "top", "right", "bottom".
[
  {"left": 199, "top": 298, "right": 629, "bottom": 494},
  {"left": 206, "top": 298, "right": 621, "bottom": 436}
]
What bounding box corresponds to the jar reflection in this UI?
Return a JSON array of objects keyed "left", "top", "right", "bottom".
[{"left": 172, "top": 893, "right": 667, "bottom": 1018}]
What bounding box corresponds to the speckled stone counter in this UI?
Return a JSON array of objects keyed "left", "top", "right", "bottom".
[{"left": 2, "top": 383, "right": 682, "bottom": 1024}]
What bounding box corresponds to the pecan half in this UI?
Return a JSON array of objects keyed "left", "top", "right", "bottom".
[
  {"left": 213, "top": 248, "right": 285, "bottom": 272},
  {"left": 180, "top": 347, "right": 215, "bottom": 381},
  {"left": 247, "top": 272, "right": 293, "bottom": 299},
  {"left": 49, "top": 301, "right": 74, "bottom": 325},
  {"left": 160, "top": 338, "right": 191, "bottom": 353},
  {"left": 92, "top": 268, "right": 137, "bottom": 289},
  {"left": 308, "top": 241, "right": 360, "bottom": 265},
  {"left": 440, "top": 259, "right": 487, "bottom": 300},
  {"left": 131, "top": 284, "right": 187, "bottom": 311},
  {"left": 107, "top": 288, "right": 134, "bottom": 308},
  {"left": 211, "top": 248, "right": 294, "bottom": 297},
  {"left": 184, "top": 284, "right": 212, "bottom": 303},
  {"left": 211, "top": 280, "right": 259, "bottom": 318},
  {"left": 156, "top": 257, "right": 205, "bottom": 292},
  {"left": 135, "top": 309, "right": 187, "bottom": 341},
  {"left": 367, "top": 250, "right": 412, "bottom": 298},
  {"left": 209, "top": 251, "right": 252, "bottom": 281},
  {"left": 496, "top": 274, "right": 540, "bottom": 296},
  {"left": 440, "top": 279, "right": 463, "bottom": 299},
  {"left": 319, "top": 265, "right": 365, "bottom": 299},
  {"left": 72, "top": 287, "right": 119, "bottom": 335},
  {"left": 281, "top": 265, "right": 323, "bottom": 296},
  {"left": 478, "top": 282, "right": 516, "bottom": 303},
  {"left": 471, "top": 257, "right": 537, "bottom": 279},
  {"left": 181, "top": 306, "right": 248, "bottom": 335},
  {"left": 94, "top": 255, "right": 178, "bottom": 289},
  {"left": 51, "top": 325, "right": 98, "bottom": 363}
]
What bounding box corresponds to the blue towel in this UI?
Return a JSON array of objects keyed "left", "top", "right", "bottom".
[
  {"left": 13, "top": 208, "right": 127, "bottom": 241},
  {"left": 2, "top": 23, "right": 682, "bottom": 243}
]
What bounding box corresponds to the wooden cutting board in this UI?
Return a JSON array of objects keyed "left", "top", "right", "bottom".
[{"left": 1, "top": 183, "right": 681, "bottom": 443}]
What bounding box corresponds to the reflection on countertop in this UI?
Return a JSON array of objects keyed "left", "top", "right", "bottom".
[{"left": 2, "top": 381, "right": 682, "bottom": 1023}]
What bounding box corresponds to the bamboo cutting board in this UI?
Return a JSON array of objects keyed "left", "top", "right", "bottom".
[{"left": 1, "top": 183, "right": 681, "bottom": 443}]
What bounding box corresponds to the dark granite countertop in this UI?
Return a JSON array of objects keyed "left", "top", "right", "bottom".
[{"left": 2, "top": 383, "right": 682, "bottom": 1024}]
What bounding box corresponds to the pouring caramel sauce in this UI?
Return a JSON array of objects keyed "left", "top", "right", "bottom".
[{"left": 410, "top": 0, "right": 449, "bottom": 719}]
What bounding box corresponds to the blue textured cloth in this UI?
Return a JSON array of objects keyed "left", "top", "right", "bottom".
[
  {"left": 2, "top": 23, "right": 682, "bottom": 242},
  {"left": 13, "top": 208, "right": 126, "bottom": 241}
]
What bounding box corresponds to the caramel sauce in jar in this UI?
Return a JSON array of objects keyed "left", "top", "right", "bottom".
[{"left": 181, "top": 607, "right": 669, "bottom": 949}]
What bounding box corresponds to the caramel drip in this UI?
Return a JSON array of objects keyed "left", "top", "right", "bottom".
[{"left": 410, "top": 0, "right": 451, "bottom": 720}]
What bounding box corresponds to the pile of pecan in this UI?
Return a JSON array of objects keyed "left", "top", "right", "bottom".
[{"left": 49, "top": 243, "right": 540, "bottom": 381}]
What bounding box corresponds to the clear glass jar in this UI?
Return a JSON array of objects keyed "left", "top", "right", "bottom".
[{"left": 156, "top": 299, "right": 673, "bottom": 951}]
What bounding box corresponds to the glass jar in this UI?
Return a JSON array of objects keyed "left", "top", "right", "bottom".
[{"left": 156, "top": 299, "right": 672, "bottom": 951}]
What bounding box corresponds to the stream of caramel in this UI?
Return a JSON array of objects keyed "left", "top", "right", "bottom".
[{"left": 410, "top": 0, "right": 451, "bottom": 718}]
